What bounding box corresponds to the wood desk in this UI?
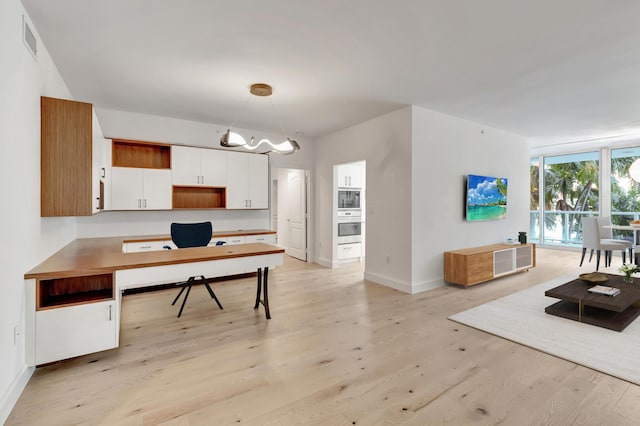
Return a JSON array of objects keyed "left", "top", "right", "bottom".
[{"left": 24, "top": 237, "right": 284, "bottom": 365}]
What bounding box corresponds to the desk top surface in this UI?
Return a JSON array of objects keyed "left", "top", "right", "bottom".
[{"left": 25, "top": 237, "right": 284, "bottom": 280}]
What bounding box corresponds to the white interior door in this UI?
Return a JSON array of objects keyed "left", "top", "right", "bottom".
[{"left": 286, "top": 169, "right": 307, "bottom": 261}]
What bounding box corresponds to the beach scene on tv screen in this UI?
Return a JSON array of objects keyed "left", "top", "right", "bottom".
[{"left": 467, "top": 175, "right": 508, "bottom": 221}]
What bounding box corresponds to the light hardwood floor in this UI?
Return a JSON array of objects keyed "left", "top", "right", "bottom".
[{"left": 8, "top": 248, "right": 640, "bottom": 425}]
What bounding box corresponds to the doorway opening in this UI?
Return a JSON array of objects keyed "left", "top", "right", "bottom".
[{"left": 273, "top": 168, "right": 309, "bottom": 262}]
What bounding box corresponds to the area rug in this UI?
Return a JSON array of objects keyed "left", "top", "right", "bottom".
[{"left": 449, "top": 275, "right": 640, "bottom": 385}]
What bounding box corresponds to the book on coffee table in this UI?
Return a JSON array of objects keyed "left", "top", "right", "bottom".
[{"left": 588, "top": 285, "right": 621, "bottom": 297}]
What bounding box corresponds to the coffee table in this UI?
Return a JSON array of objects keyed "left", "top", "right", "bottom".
[{"left": 545, "top": 274, "right": 640, "bottom": 331}]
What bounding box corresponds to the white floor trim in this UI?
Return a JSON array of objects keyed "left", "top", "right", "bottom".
[
  {"left": 0, "top": 365, "right": 34, "bottom": 424},
  {"left": 449, "top": 275, "right": 640, "bottom": 385}
]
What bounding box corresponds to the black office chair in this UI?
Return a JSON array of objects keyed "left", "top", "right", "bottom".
[{"left": 170, "top": 222, "right": 223, "bottom": 317}]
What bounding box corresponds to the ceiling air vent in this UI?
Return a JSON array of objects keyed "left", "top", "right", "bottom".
[{"left": 22, "top": 15, "right": 37, "bottom": 60}]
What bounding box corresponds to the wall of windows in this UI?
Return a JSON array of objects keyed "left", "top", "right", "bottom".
[{"left": 531, "top": 146, "right": 640, "bottom": 247}]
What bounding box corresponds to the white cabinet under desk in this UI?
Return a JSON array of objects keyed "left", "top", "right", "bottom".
[{"left": 25, "top": 272, "right": 118, "bottom": 366}]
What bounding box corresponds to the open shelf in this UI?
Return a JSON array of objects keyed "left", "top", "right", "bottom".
[
  {"left": 112, "top": 139, "right": 171, "bottom": 169},
  {"left": 38, "top": 273, "right": 114, "bottom": 310},
  {"left": 172, "top": 186, "right": 226, "bottom": 209}
]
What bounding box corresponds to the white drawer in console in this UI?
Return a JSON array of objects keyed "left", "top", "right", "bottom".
[
  {"left": 246, "top": 234, "right": 276, "bottom": 244},
  {"left": 123, "top": 241, "right": 167, "bottom": 253},
  {"left": 226, "top": 236, "right": 246, "bottom": 245}
]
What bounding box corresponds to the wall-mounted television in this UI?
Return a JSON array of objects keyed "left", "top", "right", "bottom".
[{"left": 466, "top": 174, "right": 508, "bottom": 221}]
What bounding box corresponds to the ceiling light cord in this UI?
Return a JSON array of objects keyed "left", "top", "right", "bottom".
[{"left": 268, "top": 96, "right": 290, "bottom": 141}]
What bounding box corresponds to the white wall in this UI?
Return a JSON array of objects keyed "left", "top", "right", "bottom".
[
  {"left": 0, "top": 1, "right": 76, "bottom": 421},
  {"left": 411, "top": 106, "right": 530, "bottom": 292},
  {"left": 314, "top": 106, "right": 529, "bottom": 294},
  {"left": 314, "top": 108, "right": 413, "bottom": 287},
  {"left": 77, "top": 108, "right": 316, "bottom": 238}
]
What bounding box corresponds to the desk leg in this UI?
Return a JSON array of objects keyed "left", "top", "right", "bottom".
[
  {"left": 254, "top": 268, "right": 262, "bottom": 309},
  {"left": 263, "top": 267, "right": 270, "bottom": 320},
  {"left": 253, "top": 267, "right": 271, "bottom": 319}
]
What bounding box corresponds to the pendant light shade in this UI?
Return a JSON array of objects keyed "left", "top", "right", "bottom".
[{"left": 219, "top": 84, "right": 300, "bottom": 155}]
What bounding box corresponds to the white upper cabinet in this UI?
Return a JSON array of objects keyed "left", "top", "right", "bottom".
[
  {"left": 172, "top": 146, "right": 227, "bottom": 187},
  {"left": 338, "top": 164, "right": 362, "bottom": 188},
  {"left": 111, "top": 167, "right": 171, "bottom": 210},
  {"left": 226, "top": 152, "right": 269, "bottom": 209}
]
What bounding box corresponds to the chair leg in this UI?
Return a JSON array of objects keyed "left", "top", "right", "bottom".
[
  {"left": 589, "top": 249, "right": 594, "bottom": 262},
  {"left": 200, "top": 276, "right": 223, "bottom": 310},
  {"left": 177, "top": 277, "right": 195, "bottom": 318},
  {"left": 579, "top": 247, "right": 587, "bottom": 266},
  {"left": 623, "top": 250, "right": 627, "bottom": 265},
  {"left": 629, "top": 248, "right": 634, "bottom": 264},
  {"left": 606, "top": 250, "right": 612, "bottom": 267},
  {"left": 596, "top": 250, "right": 601, "bottom": 271},
  {"left": 171, "top": 284, "right": 187, "bottom": 306}
]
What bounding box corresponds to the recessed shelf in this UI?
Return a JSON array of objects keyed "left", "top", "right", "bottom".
[
  {"left": 172, "top": 186, "right": 226, "bottom": 209},
  {"left": 38, "top": 273, "right": 114, "bottom": 310},
  {"left": 112, "top": 139, "right": 171, "bottom": 169}
]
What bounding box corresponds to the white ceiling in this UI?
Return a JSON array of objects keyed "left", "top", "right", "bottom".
[{"left": 21, "top": 0, "right": 640, "bottom": 146}]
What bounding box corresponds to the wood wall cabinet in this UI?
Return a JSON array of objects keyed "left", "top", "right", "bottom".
[
  {"left": 226, "top": 151, "right": 269, "bottom": 209},
  {"left": 41, "top": 96, "right": 104, "bottom": 216},
  {"left": 444, "top": 243, "right": 536, "bottom": 287}
]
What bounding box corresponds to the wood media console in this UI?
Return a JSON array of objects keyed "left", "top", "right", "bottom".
[{"left": 444, "top": 243, "right": 536, "bottom": 287}]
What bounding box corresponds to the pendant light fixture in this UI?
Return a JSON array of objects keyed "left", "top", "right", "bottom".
[{"left": 220, "top": 83, "right": 300, "bottom": 155}]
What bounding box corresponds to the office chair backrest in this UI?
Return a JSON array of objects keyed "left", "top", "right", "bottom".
[{"left": 171, "top": 222, "right": 213, "bottom": 248}]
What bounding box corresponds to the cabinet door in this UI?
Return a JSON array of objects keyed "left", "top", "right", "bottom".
[
  {"left": 338, "top": 166, "right": 350, "bottom": 188},
  {"left": 35, "top": 300, "right": 117, "bottom": 365},
  {"left": 493, "top": 249, "right": 515, "bottom": 276},
  {"left": 247, "top": 154, "right": 269, "bottom": 208},
  {"left": 226, "top": 151, "right": 250, "bottom": 208},
  {"left": 338, "top": 242, "right": 362, "bottom": 259},
  {"left": 200, "top": 149, "right": 227, "bottom": 186},
  {"left": 172, "top": 146, "right": 201, "bottom": 185},
  {"left": 143, "top": 169, "right": 172, "bottom": 209},
  {"left": 515, "top": 245, "right": 533, "bottom": 269},
  {"left": 111, "top": 167, "right": 143, "bottom": 210},
  {"left": 41, "top": 97, "right": 94, "bottom": 216},
  {"left": 348, "top": 164, "right": 362, "bottom": 188}
]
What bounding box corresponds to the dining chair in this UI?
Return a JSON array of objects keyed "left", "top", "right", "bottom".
[
  {"left": 596, "top": 216, "right": 633, "bottom": 265},
  {"left": 581, "top": 217, "right": 630, "bottom": 270},
  {"left": 170, "top": 221, "right": 223, "bottom": 318}
]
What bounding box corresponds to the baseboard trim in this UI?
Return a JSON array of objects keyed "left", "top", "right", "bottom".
[
  {"left": 364, "top": 272, "right": 445, "bottom": 294},
  {"left": 315, "top": 256, "right": 336, "bottom": 268},
  {"left": 411, "top": 278, "right": 446, "bottom": 293},
  {"left": 0, "top": 365, "right": 34, "bottom": 424},
  {"left": 364, "top": 271, "right": 413, "bottom": 293}
]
